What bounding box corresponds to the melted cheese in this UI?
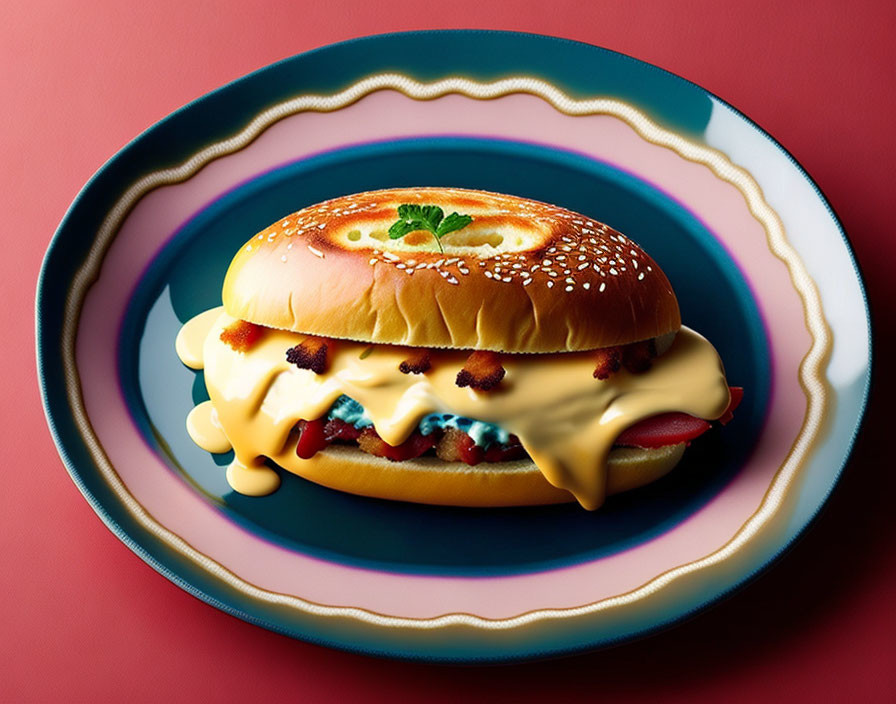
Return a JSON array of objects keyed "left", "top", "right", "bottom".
[{"left": 176, "top": 308, "right": 730, "bottom": 509}]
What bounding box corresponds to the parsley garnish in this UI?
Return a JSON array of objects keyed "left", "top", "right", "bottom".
[{"left": 388, "top": 204, "right": 473, "bottom": 253}]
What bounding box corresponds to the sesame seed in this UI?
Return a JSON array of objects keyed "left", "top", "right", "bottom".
[
  {"left": 583, "top": 282, "right": 591, "bottom": 290},
  {"left": 610, "top": 268, "right": 619, "bottom": 276},
  {"left": 280, "top": 255, "right": 287, "bottom": 262},
  {"left": 547, "top": 281, "right": 554, "bottom": 288},
  {"left": 632, "top": 260, "right": 638, "bottom": 269},
  {"left": 245, "top": 245, "right": 252, "bottom": 252},
  {"left": 599, "top": 282, "right": 606, "bottom": 292},
  {"left": 565, "top": 285, "right": 574, "bottom": 292},
  {"left": 502, "top": 276, "right": 512, "bottom": 283},
  {"left": 368, "top": 258, "right": 377, "bottom": 265},
  {"left": 577, "top": 262, "right": 589, "bottom": 270},
  {"left": 522, "top": 278, "right": 533, "bottom": 286},
  {"left": 317, "top": 223, "right": 326, "bottom": 229},
  {"left": 257, "top": 234, "right": 263, "bottom": 240},
  {"left": 383, "top": 252, "right": 399, "bottom": 261},
  {"left": 638, "top": 272, "right": 645, "bottom": 280},
  {"left": 446, "top": 276, "right": 459, "bottom": 285},
  {"left": 484, "top": 271, "right": 493, "bottom": 279},
  {"left": 308, "top": 245, "right": 324, "bottom": 259},
  {"left": 458, "top": 267, "right": 470, "bottom": 275},
  {"left": 406, "top": 259, "right": 416, "bottom": 267},
  {"left": 542, "top": 259, "right": 552, "bottom": 265},
  {"left": 396, "top": 263, "right": 406, "bottom": 269}
]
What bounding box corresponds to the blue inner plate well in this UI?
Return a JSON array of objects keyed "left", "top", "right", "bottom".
[{"left": 120, "top": 136, "right": 769, "bottom": 577}]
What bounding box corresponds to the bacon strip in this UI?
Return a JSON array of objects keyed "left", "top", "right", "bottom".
[
  {"left": 398, "top": 349, "right": 431, "bottom": 375},
  {"left": 456, "top": 350, "right": 505, "bottom": 391},
  {"left": 593, "top": 339, "right": 658, "bottom": 379},
  {"left": 592, "top": 347, "right": 622, "bottom": 380},
  {"left": 220, "top": 320, "right": 265, "bottom": 352},
  {"left": 357, "top": 427, "right": 436, "bottom": 461},
  {"left": 286, "top": 336, "right": 330, "bottom": 374},
  {"left": 622, "top": 339, "right": 657, "bottom": 374}
]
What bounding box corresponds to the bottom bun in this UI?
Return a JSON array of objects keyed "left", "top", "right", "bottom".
[{"left": 274, "top": 443, "right": 687, "bottom": 507}]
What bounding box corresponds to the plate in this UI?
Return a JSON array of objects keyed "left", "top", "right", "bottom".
[{"left": 37, "top": 31, "right": 870, "bottom": 662}]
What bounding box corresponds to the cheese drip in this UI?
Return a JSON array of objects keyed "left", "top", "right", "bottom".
[{"left": 176, "top": 308, "right": 731, "bottom": 509}]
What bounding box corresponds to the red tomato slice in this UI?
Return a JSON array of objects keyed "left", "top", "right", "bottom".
[
  {"left": 614, "top": 386, "right": 743, "bottom": 449},
  {"left": 358, "top": 428, "right": 437, "bottom": 461},
  {"left": 295, "top": 418, "right": 329, "bottom": 459},
  {"left": 324, "top": 418, "right": 362, "bottom": 442}
]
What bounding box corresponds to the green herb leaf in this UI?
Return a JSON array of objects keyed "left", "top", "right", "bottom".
[
  {"left": 388, "top": 220, "right": 421, "bottom": 239},
  {"left": 387, "top": 203, "right": 473, "bottom": 252},
  {"left": 397, "top": 204, "right": 444, "bottom": 231},
  {"left": 436, "top": 212, "right": 473, "bottom": 237}
]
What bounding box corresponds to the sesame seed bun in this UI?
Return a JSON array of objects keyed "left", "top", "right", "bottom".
[
  {"left": 266, "top": 443, "right": 687, "bottom": 507},
  {"left": 222, "top": 187, "right": 680, "bottom": 353}
]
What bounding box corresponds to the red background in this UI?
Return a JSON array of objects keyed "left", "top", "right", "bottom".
[{"left": 2, "top": 1, "right": 893, "bottom": 700}]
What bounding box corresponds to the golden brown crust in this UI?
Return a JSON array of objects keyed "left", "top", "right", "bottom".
[
  {"left": 219, "top": 320, "right": 264, "bottom": 352},
  {"left": 276, "top": 443, "right": 687, "bottom": 507},
  {"left": 222, "top": 187, "right": 681, "bottom": 353},
  {"left": 455, "top": 351, "right": 505, "bottom": 391},
  {"left": 285, "top": 336, "right": 330, "bottom": 374},
  {"left": 398, "top": 348, "right": 431, "bottom": 375}
]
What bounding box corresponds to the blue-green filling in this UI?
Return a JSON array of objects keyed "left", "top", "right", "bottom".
[{"left": 326, "top": 395, "right": 511, "bottom": 449}]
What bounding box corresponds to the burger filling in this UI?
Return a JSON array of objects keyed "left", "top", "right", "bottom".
[{"left": 292, "top": 389, "right": 743, "bottom": 465}]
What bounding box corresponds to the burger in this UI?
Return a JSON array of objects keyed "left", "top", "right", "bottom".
[{"left": 176, "top": 187, "right": 740, "bottom": 510}]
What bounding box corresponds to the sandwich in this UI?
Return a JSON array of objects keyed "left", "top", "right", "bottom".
[{"left": 176, "top": 187, "right": 740, "bottom": 510}]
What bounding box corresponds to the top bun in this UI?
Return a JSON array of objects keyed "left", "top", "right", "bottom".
[{"left": 222, "top": 187, "right": 680, "bottom": 353}]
